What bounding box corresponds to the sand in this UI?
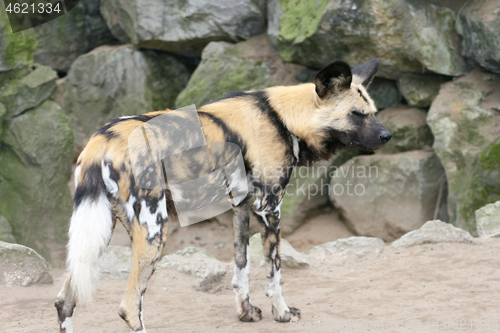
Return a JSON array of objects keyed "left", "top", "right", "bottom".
[{"left": 1, "top": 212, "right": 500, "bottom": 333}]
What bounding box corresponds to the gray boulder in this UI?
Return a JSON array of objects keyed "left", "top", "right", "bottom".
[
  {"left": 475, "top": 201, "right": 500, "bottom": 238},
  {"left": 157, "top": 247, "right": 226, "bottom": 292},
  {"left": 0, "top": 100, "right": 73, "bottom": 263},
  {"left": 456, "top": 0, "right": 500, "bottom": 74},
  {"left": 272, "top": 0, "right": 468, "bottom": 78},
  {"left": 367, "top": 78, "right": 403, "bottom": 111},
  {"left": 0, "top": 64, "right": 58, "bottom": 118},
  {"left": 0, "top": 5, "right": 38, "bottom": 71},
  {"left": 100, "top": 0, "right": 266, "bottom": 57},
  {"left": 97, "top": 246, "right": 132, "bottom": 280},
  {"left": 391, "top": 220, "right": 477, "bottom": 247},
  {"left": 330, "top": 151, "right": 446, "bottom": 241},
  {"left": 0, "top": 241, "right": 53, "bottom": 286},
  {"left": 397, "top": 73, "right": 449, "bottom": 108},
  {"left": 34, "top": 0, "right": 118, "bottom": 72},
  {"left": 427, "top": 70, "right": 500, "bottom": 233},
  {"left": 54, "top": 44, "right": 189, "bottom": 150},
  {"left": 280, "top": 150, "right": 361, "bottom": 235},
  {"left": 0, "top": 216, "right": 15, "bottom": 243},
  {"left": 309, "top": 237, "right": 385, "bottom": 259},
  {"left": 376, "top": 104, "right": 434, "bottom": 154},
  {"left": 175, "top": 34, "right": 303, "bottom": 108},
  {"left": 249, "top": 233, "right": 309, "bottom": 269}
]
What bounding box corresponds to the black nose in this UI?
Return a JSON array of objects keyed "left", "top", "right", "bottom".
[{"left": 379, "top": 130, "right": 392, "bottom": 143}]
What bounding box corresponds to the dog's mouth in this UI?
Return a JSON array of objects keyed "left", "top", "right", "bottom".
[{"left": 349, "top": 139, "right": 387, "bottom": 151}]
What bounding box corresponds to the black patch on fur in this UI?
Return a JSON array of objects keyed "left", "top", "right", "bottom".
[
  {"left": 297, "top": 140, "right": 319, "bottom": 165},
  {"left": 107, "top": 163, "right": 121, "bottom": 185},
  {"left": 74, "top": 164, "right": 106, "bottom": 208},
  {"left": 198, "top": 112, "right": 249, "bottom": 166},
  {"left": 358, "top": 89, "right": 369, "bottom": 104},
  {"left": 94, "top": 114, "right": 157, "bottom": 140},
  {"left": 349, "top": 110, "right": 368, "bottom": 127},
  {"left": 250, "top": 91, "right": 292, "bottom": 150}
]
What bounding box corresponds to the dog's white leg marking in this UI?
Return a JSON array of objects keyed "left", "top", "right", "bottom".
[
  {"left": 134, "top": 294, "right": 146, "bottom": 333},
  {"left": 102, "top": 157, "right": 119, "bottom": 196},
  {"left": 124, "top": 194, "right": 137, "bottom": 223},
  {"left": 267, "top": 267, "right": 289, "bottom": 318},
  {"left": 138, "top": 195, "right": 167, "bottom": 239},
  {"left": 60, "top": 308, "right": 75, "bottom": 333},
  {"left": 232, "top": 244, "right": 250, "bottom": 315}
]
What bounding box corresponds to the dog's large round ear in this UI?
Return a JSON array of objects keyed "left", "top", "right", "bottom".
[
  {"left": 314, "top": 61, "right": 352, "bottom": 100},
  {"left": 351, "top": 58, "right": 381, "bottom": 87}
]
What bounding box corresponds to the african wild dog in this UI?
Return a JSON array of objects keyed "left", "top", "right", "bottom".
[{"left": 55, "top": 59, "right": 391, "bottom": 332}]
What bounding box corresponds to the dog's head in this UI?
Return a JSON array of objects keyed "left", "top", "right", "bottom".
[{"left": 312, "top": 59, "right": 391, "bottom": 152}]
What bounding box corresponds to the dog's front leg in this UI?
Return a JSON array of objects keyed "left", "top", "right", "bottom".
[
  {"left": 232, "top": 196, "right": 262, "bottom": 322},
  {"left": 252, "top": 197, "right": 301, "bottom": 322}
]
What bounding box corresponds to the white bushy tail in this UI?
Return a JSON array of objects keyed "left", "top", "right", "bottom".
[{"left": 67, "top": 193, "right": 113, "bottom": 306}]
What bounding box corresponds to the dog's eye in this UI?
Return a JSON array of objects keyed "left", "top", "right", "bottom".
[{"left": 351, "top": 110, "right": 367, "bottom": 117}]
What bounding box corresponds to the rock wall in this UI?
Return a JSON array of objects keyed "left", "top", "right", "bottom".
[{"left": 0, "top": 0, "right": 499, "bottom": 264}]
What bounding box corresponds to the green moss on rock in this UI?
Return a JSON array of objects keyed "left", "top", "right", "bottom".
[
  {"left": 427, "top": 70, "right": 500, "bottom": 233},
  {"left": 0, "top": 64, "right": 58, "bottom": 118},
  {"left": 0, "top": 100, "right": 73, "bottom": 263},
  {"left": 175, "top": 35, "right": 305, "bottom": 108},
  {"left": 0, "top": 2, "right": 38, "bottom": 71},
  {"left": 275, "top": 0, "right": 467, "bottom": 77}
]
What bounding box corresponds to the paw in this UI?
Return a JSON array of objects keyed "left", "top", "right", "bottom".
[
  {"left": 239, "top": 298, "right": 263, "bottom": 322},
  {"left": 272, "top": 306, "right": 301, "bottom": 322}
]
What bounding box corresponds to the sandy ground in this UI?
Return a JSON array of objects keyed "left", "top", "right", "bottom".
[{"left": 1, "top": 209, "right": 499, "bottom": 333}]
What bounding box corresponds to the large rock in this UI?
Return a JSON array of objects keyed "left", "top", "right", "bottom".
[
  {"left": 376, "top": 105, "right": 434, "bottom": 154},
  {"left": 0, "top": 215, "right": 16, "bottom": 243},
  {"left": 271, "top": 0, "right": 468, "bottom": 78},
  {"left": 456, "top": 0, "right": 500, "bottom": 74},
  {"left": 249, "top": 233, "right": 309, "bottom": 269},
  {"left": 100, "top": 0, "right": 266, "bottom": 57},
  {"left": 309, "top": 236, "right": 385, "bottom": 259},
  {"left": 175, "top": 34, "right": 303, "bottom": 108},
  {"left": 97, "top": 246, "right": 132, "bottom": 280},
  {"left": 280, "top": 150, "right": 361, "bottom": 235},
  {"left": 427, "top": 70, "right": 500, "bottom": 233},
  {"left": 391, "top": 220, "right": 477, "bottom": 247},
  {"left": 0, "top": 100, "right": 73, "bottom": 263},
  {"left": 397, "top": 73, "right": 449, "bottom": 108},
  {"left": 157, "top": 247, "right": 226, "bottom": 292},
  {"left": 54, "top": 44, "right": 189, "bottom": 150},
  {"left": 475, "top": 201, "right": 500, "bottom": 238},
  {"left": 0, "top": 65, "right": 58, "bottom": 118},
  {"left": 0, "top": 241, "right": 53, "bottom": 286},
  {"left": 330, "top": 151, "right": 446, "bottom": 241},
  {"left": 0, "top": 2, "right": 38, "bottom": 71},
  {"left": 34, "top": 0, "right": 118, "bottom": 72},
  {"left": 367, "top": 78, "right": 402, "bottom": 111}
]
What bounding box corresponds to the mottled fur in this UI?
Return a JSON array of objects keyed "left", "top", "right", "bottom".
[{"left": 55, "top": 59, "right": 390, "bottom": 332}]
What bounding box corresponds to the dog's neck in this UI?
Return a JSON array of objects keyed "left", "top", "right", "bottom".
[{"left": 265, "top": 84, "right": 345, "bottom": 164}]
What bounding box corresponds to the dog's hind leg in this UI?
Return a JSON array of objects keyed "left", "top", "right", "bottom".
[
  {"left": 232, "top": 196, "right": 262, "bottom": 322},
  {"left": 119, "top": 214, "right": 168, "bottom": 332}
]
